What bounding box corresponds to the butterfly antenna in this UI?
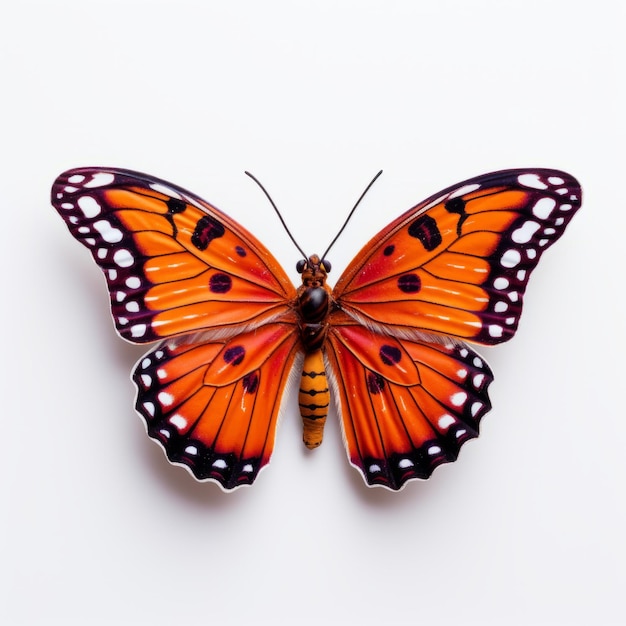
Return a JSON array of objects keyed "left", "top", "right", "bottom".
[
  {"left": 245, "top": 171, "right": 308, "bottom": 259},
  {"left": 321, "top": 170, "right": 383, "bottom": 260}
]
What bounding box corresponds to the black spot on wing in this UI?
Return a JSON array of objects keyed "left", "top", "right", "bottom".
[
  {"left": 191, "top": 215, "right": 225, "bottom": 250},
  {"left": 379, "top": 344, "right": 402, "bottom": 366},
  {"left": 367, "top": 372, "right": 385, "bottom": 394},
  {"left": 209, "top": 273, "right": 232, "bottom": 293},
  {"left": 243, "top": 372, "right": 259, "bottom": 394},
  {"left": 397, "top": 273, "right": 421, "bottom": 293},
  {"left": 223, "top": 346, "right": 245, "bottom": 366},
  {"left": 408, "top": 215, "right": 442, "bottom": 251},
  {"left": 444, "top": 197, "right": 468, "bottom": 235}
]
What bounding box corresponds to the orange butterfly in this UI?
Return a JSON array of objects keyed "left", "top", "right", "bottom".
[{"left": 51, "top": 167, "right": 581, "bottom": 491}]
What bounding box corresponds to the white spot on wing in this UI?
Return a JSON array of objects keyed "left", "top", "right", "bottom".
[
  {"left": 113, "top": 249, "right": 134, "bottom": 267},
  {"left": 488, "top": 325, "right": 503, "bottom": 338},
  {"left": 512, "top": 221, "right": 540, "bottom": 244},
  {"left": 131, "top": 324, "right": 147, "bottom": 338},
  {"left": 501, "top": 249, "right": 521, "bottom": 268},
  {"left": 450, "top": 392, "right": 467, "bottom": 407},
  {"left": 518, "top": 173, "right": 547, "bottom": 189},
  {"left": 93, "top": 219, "right": 123, "bottom": 243},
  {"left": 169, "top": 414, "right": 187, "bottom": 430},
  {"left": 158, "top": 392, "right": 174, "bottom": 406},
  {"left": 77, "top": 195, "right": 101, "bottom": 218},
  {"left": 84, "top": 172, "right": 115, "bottom": 188},
  {"left": 532, "top": 197, "right": 556, "bottom": 219},
  {"left": 438, "top": 414, "right": 456, "bottom": 429}
]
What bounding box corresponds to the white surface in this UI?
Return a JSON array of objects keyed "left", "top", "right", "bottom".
[{"left": 1, "top": 1, "right": 624, "bottom": 624}]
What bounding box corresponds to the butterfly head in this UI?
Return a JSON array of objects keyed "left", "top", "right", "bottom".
[{"left": 296, "top": 254, "right": 332, "bottom": 287}]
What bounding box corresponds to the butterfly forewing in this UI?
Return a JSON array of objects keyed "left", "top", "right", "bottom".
[
  {"left": 52, "top": 168, "right": 296, "bottom": 343},
  {"left": 333, "top": 169, "right": 582, "bottom": 345}
]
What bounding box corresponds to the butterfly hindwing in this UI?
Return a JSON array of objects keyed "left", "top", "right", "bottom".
[
  {"left": 133, "top": 320, "right": 301, "bottom": 490},
  {"left": 52, "top": 168, "right": 296, "bottom": 343},
  {"left": 333, "top": 169, "right": 582, "bottom": 345},
  {"left": 326, "top": 314, "right": 493, "bottom": 490}
]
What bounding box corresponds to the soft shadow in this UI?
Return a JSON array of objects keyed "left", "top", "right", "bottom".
[{"left": 137, "top": 434, "right": 250, "bottom": 510}]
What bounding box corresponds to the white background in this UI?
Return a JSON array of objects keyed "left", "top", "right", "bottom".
[{"left": 1, "top": 1, "right": 624, "bottom": 624}]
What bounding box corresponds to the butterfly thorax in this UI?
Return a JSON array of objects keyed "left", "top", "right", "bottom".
[{"left": 296, "top": 254, "right": 333, "bottom": 352}]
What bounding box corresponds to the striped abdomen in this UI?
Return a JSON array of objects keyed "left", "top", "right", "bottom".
[{"left": 299, "top": 350, "right": 330, "bottom": 449}]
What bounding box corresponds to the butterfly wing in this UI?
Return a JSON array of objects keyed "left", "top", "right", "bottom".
[
  {"left": 333, "top": 169, "right": 582, "bottom": 345},
  {"left": 52, "top": 167, "right": 302, "bottom": 488},
  {"left": 328, "top": 168, "right": 581, "bottom": 489},
  {"left": 51, "top": 168, "right": 297, "bottom": 343},
  {"left": 326, "top": 314, "right": 493, "bottom": 490},
  {"left": 134, "top": 320, "right": 301, "bottom": 490}
]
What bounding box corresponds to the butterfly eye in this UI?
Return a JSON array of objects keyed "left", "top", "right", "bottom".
[
  {"left": 296, "top": 259, "right": 307, "bottom": 273},
  {"left": 321, "top": 259, "right": 332, "bottom": 273}
]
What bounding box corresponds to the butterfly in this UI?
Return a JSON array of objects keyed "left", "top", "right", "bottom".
[{"left": 51, "top": 167, "right": 581, "bottom": 491}]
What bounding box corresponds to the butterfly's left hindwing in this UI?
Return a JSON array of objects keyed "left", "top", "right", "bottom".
[
  {"left": 134, "top": 321, "right": 300, "bottom": 490},
  {"left": 52, "top": 168, "right": 296, "bottom": 343}
]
